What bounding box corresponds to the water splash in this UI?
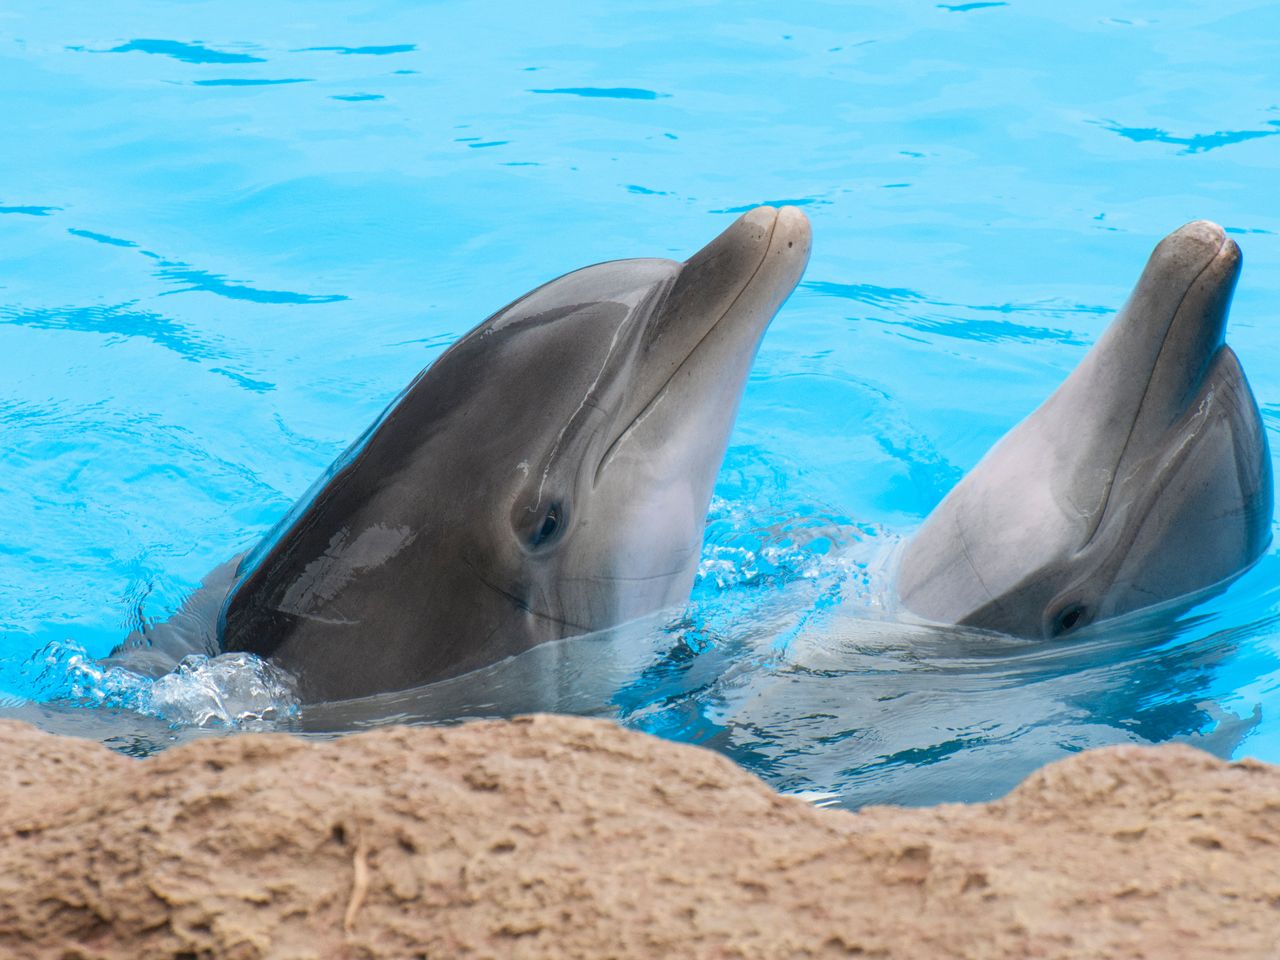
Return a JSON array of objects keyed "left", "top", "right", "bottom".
[
  {"left": 695, "top": 495, "right": 900, "bottom": 614},
  {"left": 16, "top": 640, "right": 299, "bottom": 730}
]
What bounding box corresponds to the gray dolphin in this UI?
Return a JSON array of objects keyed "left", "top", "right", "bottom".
[
  {"left": 205, "top": 206, "right": 811, "bottom": 700},
  {"left": 897, "top": 220, "right": 1272, "bottom": 638}
]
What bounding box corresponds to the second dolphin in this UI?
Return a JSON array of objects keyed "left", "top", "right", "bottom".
[{"left": 898, "top": 221, "right": 1272, "bottom": 638}]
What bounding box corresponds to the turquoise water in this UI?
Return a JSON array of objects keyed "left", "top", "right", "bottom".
[{"left": 2, "top": 1, "right": 1279, "bottom": 806}]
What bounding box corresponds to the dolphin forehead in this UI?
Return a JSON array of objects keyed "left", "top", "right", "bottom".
[
  {"left": 483, "top": 257, "right": 680, "bottom": 336},
  {"left": 455, "top": 256, "right": 685, "bottom": 471}
]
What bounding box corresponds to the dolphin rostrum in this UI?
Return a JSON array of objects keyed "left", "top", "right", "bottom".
[
  {"left": 898, "top": 221, "right": 1272, "bottom": 638},
  {"left": 205, "top": 206, "right": 812, "bottom": 700}
]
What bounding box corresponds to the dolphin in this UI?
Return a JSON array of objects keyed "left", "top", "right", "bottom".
[
  {"left": 897, "top": 220, "right": 1272, "bottom": 639},
  {"left": 192, "top": 206, "right": 810, "bottom": 701}
]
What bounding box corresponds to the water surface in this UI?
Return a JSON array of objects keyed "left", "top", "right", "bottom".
[{"left": 2, "top": 0, "right": 1279, "bottom": 807}]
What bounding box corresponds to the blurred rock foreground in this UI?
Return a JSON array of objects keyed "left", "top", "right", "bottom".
[{"left": 1, "top": 714, "right": 1278, "bottom": 959}]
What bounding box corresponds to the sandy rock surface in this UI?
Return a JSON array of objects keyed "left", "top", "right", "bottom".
[{"left": 1, "top": 715, "right": 1278, "bottom": 960}]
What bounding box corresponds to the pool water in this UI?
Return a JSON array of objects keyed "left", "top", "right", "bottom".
[{"left": 2, "top": 0, "right": 1279, "bottom": 807}]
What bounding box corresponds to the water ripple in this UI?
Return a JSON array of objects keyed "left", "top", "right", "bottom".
[
  {"left": 67, "top": 229, "right": 138, "bottom": 248},
  {"left": 103, "top": 39, "right": 265, "bottom": 65},
  {"left": 1093, "top": 119, "right": 1280, "bottom": 155},
  {"left": 804, "top": 281, "right": 1098, "bottom": 345},
  {"left": 711, "top": 199, "right": 828, "bottom": 214},
  {"left": 297, "top": 45, "right": 416, "bottom": 55},
  {"left": 154, "top": 263, "right": 346, "bottom": 304},
  {"left": 0, "top": 204, "right": 60, "bottom": 216},
  {"left": 62, "top": 226, "right": 346, "bottom": 305},
  {"left": 529, "top": 87, "right": 669, "bottom": 100},
  {"left": 192, "top": 78, "right": 313, "bottom": 87},
  {"left": 0, "top": 303, "right": 227, "bottom": 364}
]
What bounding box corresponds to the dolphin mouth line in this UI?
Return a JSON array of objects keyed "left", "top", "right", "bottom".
[
  {"left": 1053, "top": 381, "right": 1223, "bottom": 615},
  {"left": 559, "top": 569, "right": 687, "bottom": 583},
  {"left": 1079, "top": 230, "right": 1232, "bottom": 550},
  {"left": 460, "top": 555, "right": 594, "bottom": 632},
  {"left": 592, "top": 212, "right": 781, "bottom": 486}
]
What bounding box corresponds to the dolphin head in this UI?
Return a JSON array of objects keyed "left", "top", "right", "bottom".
[
  {"left": 220, "top": 206, "right": 811, "bottom": 699},
  {"left": 898, "top": 221, "right": 1272, "bottom": 639}
]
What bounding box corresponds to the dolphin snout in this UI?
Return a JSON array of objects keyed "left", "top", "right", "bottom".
[
  {"left": 1069, "top": 218, "right": 1246, "bottom": 536},
  {"left": 1142, "top": 219, "right": 1240, "bottom": 401},
  {"left": 1162, "top": 220, "right": 1239, "bottom": 305},
  {"left": 1145, "top": 219, "right": 1239, "bottom": 336},
  {"left": 595, "top": 205, "right": 810, "bottom": 481},
  {"left": 769, "top": 205, "right": 814, "bottom": 283},
  {"left": 1088, "top": 219, "right": 1241, "bottom": 438},
  {"left": 734, "top": 205, "right": 813, "bottom": 311},
  {"left": 644, "top": 204, "right": 811, "bottom": 356},
  {"left": 704, "top": 202, "right": 813, "bottom": 256},
  {"left": 1166, "top": 219, "right": 1229, "bottom": 255}
]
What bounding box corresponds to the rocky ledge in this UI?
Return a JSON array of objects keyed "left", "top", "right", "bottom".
[{"left": 2, "top": 715, "right": 1278, "bottom": 959}]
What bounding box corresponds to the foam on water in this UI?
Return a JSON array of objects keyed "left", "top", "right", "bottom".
[{"left": 12, "top": 641, "right": 299, "bottom": 730}]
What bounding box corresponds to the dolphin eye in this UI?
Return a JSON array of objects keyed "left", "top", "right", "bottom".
[
  {"left": 1051, "top": 603, "right": 1087, "bottom": 637},
  {"left": 529, "top": 502, "right": 566, "bottom": 548}
]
